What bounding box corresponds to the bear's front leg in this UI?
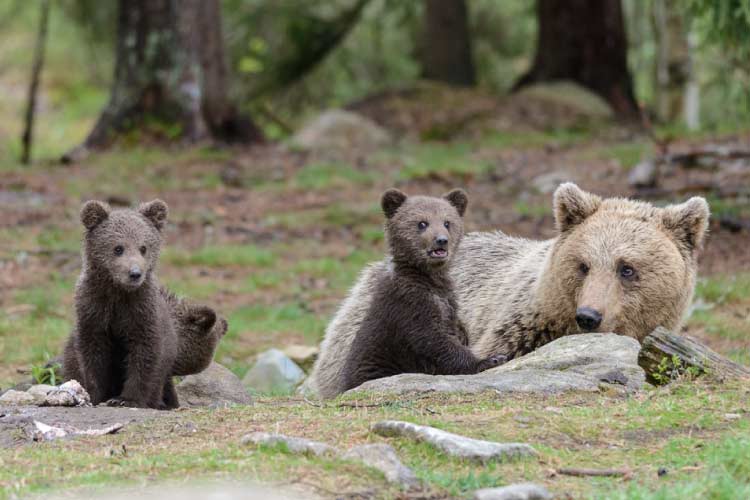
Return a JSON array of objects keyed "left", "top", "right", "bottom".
[
  {"left": 108, "top": 332, "right": 159, "bottom": 408},
  {"left": 75, "top": 329, "right": 113, "bottom": 405}
]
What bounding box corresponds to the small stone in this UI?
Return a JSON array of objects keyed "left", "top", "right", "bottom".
[
  {"left": 177, "top": 362, "right": 253, "bottom": 408},
  {"left": 628, "top": 160, "right": 658, "bottom": 188},
  {"left": 473, "top": 483, "right": 552, "bottom": 500},
  {"left": 44, "top": 380, "right": 91, "bottom": 407},
  {"left": 242, "top": 349, "right": 305, "bottom": 395},
  {"left": 724, "top": 413, "right": 741, "bottom": 421},
  {"left": 657, "top": 467, "right": 668, "bottom": 477},
  {"left": 0, "top": 390, "right": 35, "bottom": 406},
  {"left": 27, "top": 384, "right": 56, "bottom": 404},
  {"left": 241, "top": 432, "right": 339, "bottom": 457},
  {"left": 343, "top": 444, "right": 419, "bottom": 488},
  {"left": 372, "top": 421, "right": 537, "bottom": 463},
  {"left": 281, "top": 345, "right": 319, "bottom": 372},
  {"left": 532, "top": 171, "right": 574, "bottom": 194},
  {"left": 289, "top": 109, "right": 391, "bottom": 153}
]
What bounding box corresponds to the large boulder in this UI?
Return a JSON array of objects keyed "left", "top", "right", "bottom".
[
  {"left": 289, "top": 109, "right": 392, "bottom": 153},
  {"left": 347, "top": 333, "right": 644, "bottom": 396},
  {"left": 177, "top": 362, "right": 253, "bottom": 408}
]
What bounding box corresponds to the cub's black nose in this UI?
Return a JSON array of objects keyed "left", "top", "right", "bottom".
[
  {"left": 129, "top": 268, "right": 142, "bottom": 281},
  {"left": 575, "top": 307, "right": 602, "bottom": 332},
  {"left": 435, "top": 236, "right": 448, "bottom": 246}
]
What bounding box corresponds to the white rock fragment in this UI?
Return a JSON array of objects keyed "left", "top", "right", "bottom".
[
  {"left": 44, "top": 380, "right": 92, "bottom": 407},
  {"left": 343, "top": 444, "right": 419, "bottom": 488},
  {"left": 474, "top": 483, "right": 552, "bottom": 500},
  {"left": 372, "top": 421, "right": 537, "bottom": 463},
  {"left": 241, "top": 432, "right": 339, "bottom": 457},
  {"left": 32, "top": 421, "right": 124, "bottom": 442}
]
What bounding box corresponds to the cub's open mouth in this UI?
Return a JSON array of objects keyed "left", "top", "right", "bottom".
[{"left": 428, "top": 248, "right": 448, "bottom": 259}]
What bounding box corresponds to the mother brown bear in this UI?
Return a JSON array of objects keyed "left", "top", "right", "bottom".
[{"left": 308, "top": 183, "right": 710, "bottom": 399}]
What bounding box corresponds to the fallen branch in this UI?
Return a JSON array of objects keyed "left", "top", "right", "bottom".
[
  {"left": 557, "top": 467, "right": 631, "bottom": 478},
  {"left": 639, "top": 327, "right": 750, "bottom": 385}
]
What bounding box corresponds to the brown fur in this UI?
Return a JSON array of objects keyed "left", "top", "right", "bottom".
[
  {"left": 161, "top": 288, "right": 228, "bottom": 376},
  {"left": 339, "top": 189, "right": 503, "bottom": 393},
  {"left": 62, "top": 200, "right": 179, "bottom": 409}
]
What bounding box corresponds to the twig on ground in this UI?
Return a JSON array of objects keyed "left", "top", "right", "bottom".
[{"left": 557, "top": 467, "right": 632, "bottom": 478}]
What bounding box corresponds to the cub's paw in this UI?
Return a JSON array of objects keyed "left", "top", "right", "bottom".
[
  {"left": 106, "top": 398, "right": 141, "bottom": 408},
  {"left": 478, "top": 354, "right": 508, "bottom": 371}
]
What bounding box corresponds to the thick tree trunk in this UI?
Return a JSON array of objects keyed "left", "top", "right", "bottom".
[
  {"left": 421, "top": 0, "right": 475, "bottom": 87},
  {"left": 63, "top": 0, "right": 261, "bottom": 163},
  {"left": 514, "top": 0, "right": 639, "bottom": 118}
]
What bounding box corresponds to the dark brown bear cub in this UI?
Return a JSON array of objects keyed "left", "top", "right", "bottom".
[
  {"left": 63, "top": 199, "right": 179, "bottom": 409},
  {"left": 339, "top": 189, "right": 504, "bottom": 393}
]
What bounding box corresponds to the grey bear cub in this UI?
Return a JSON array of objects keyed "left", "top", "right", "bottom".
[
  {"left": 63, "top": 199, "right": 179, "bottom": 409},
  {"left": 339, "top": 188, "right": 505, "bottom": 393}
]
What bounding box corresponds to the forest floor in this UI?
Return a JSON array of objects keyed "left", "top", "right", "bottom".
[{"left": 1, "top": 80, "right": 750, "bottom": 499}]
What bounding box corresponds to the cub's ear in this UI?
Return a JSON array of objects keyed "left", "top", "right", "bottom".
[
  {"left": 381, "top": 189, "right": 408, "bottom": 219},
  {"left": 444, "top": 188, "right": 468, "bottom": 217},
  {"left": 187, "top": 306, "right": 217, "bottom": 331},
  {"left": 139, "top": 199, "right": 169, "bottom": 231},
  {"left": 80, "top": 200, "right": 110, "bottom": 230},
  {"left": 662, "top": 196, "right": 710, "bottom": 253},
  {"left": 553, "top": 183, "right": 601, "bottom": 233}
]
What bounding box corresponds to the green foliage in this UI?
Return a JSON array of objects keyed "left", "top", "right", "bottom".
[
  {"left": 164, "top": 245, "right": 276, "bottom": 268},
  {"left": 651, "top": 354, "right": 703, "bottom": 384},
  {"left": 31, "top": 360, "right": 61, "bottom": 385}
]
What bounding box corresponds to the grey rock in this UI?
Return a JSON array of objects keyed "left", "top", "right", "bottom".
[
  {"left": 518, "top": 81, "right": 614, "bottom": 119},
  {"left": 177, "top": 362, "right": 253, "bottom": 408},
  {"left": 372, "top": 421, "right": 536, "bottom": 463},
  {"left": 27, "top": 384, "right": 56, "bottom": 404},
  {"left": 242, "top": 432, "right": 339, "bottom": 457},
  {"left": 474, "top": 483, "right": 552, "bottom": 500},
  {"left": 282, "top": 345, "right": 319, "bottom": 372},
  {"left": 628, "top": 160, "right": 658, "bottom": 188},
  {"left": 343, "top": 444, "right": 419, "bottom": 488},
  {"left": 44, "top": 380, "right": 91, "bottom": 407},
  {"left": 289, "top": 109, "right": 391, "bottom": 152},
  {"left": 0, "top": 390, "right": 35, "bottom": 406},
  {"left": 242, "top": 349, "right": 305, "bottom": 395},
  {"left": 349, "top": 333, "right": 644, "bottom": 396}
]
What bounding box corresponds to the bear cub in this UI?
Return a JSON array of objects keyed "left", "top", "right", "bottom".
[
  {"left": 339, "top": 188, "right": 505, "bottom": 393},
  {"left": 63, "top": 199, "right": 179, "bottom": 409}
]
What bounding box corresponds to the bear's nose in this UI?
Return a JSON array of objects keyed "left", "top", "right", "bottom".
[
  {"left": 129, "top": 267, "right": 142, "bottom": 281},
  {"left": 575, "top": 307, "right": 602, "bottom": 332},
  {"left": 435, "top": 235, "right": 448, "bottom": 247}
]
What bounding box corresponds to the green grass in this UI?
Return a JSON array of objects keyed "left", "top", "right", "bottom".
[
  {"left": 514, "top": 200, "right": 552, "bottom": 218},
  {"left": 164, "top": 245, "right": 276, "bottom": 268},
  {"left": 695, "top": 274, "right": 750, "bottom": 305},
  {"left": 398, "top": 142, "right": 493, "bottom": 180},
  {"left": 481, "top": 128, "right": 591, "bottom": 150},
  {"left": 292, "top": 162, "right": 376, "bottom": 190}
]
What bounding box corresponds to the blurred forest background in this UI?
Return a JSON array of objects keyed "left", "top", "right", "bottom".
[{"left": 1, "top": 1, "right": 750, "bottom": 498}]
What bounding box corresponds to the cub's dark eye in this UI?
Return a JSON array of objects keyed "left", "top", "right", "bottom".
[
  {"left": 114, "top": 245, "right": 124, "bottom": 256},
  {"left": 619, "top": 264, "right": 636, "bottom": 280},
  {"left": 418, "top": 221, "right": 429, "bottom": 231},
  {"left": 579, "top": 262, "right": 589, "bottom": 275},
  {"left": 444, "top": 221, "right": 450, "bottom": 229},
  {"left": 139, "top": 246, "right": 147, "bottom": 256}
]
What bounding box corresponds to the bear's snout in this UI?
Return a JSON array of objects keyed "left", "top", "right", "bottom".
[
  {"left": 575, "top": 307, "right": 602, "bottom": 332},
  {"left": 129, "top": 266, "right": 143, "bottom": 282},
  {"left": 435, "top": 235, "right": 448, "bottom": 247}
]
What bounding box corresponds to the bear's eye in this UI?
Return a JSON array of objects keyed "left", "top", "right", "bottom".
[
  {"left": 619, "top": 264, "right": 637, "bottom": 280},
  {"left": 139, "top": 246, "right": 147, "bottom": 256},
  {"left": 418, "top": 221, "right": 429, "bottom": 231},
  {"left": 444, "top": 221, "right": 450, "bottom": 229},
  {"left": 114, "top": 245, "right": 124, "bottom": 256},
  {"left": 578, "top": 262, "right": 589, "bottom": 275}
]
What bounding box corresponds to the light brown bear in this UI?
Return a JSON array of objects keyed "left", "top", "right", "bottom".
[{"left": 308, "top": 183, "right": 710, "bottom": 398}]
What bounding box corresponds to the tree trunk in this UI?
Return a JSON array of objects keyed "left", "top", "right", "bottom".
[
  {"left": 21, "top": 0, "right": 51, "bottom": 165},
  {"left": 63, "top": 0, "right": 261, "bottom": 163},
  {"left": 421, "top": 0, "right": 475, "bottom": 87},
  {"left": 514, "top": 0, "right": 639, "bottom": 118}
]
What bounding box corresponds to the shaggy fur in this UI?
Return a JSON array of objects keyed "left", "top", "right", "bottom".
[
  {"left": 63, "top": 200, "right": 179, "bottom": 409},
  {"left": 308, "top": 183, "right": 710, "bottom": 398},
  {"left": 161, "top": 288, "right": 228, "bottom": 376},
  {"left": 338, "top": 188, "right": 503, "bottom": 394}
]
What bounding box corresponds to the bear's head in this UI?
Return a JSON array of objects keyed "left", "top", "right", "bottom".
[
  {"left": 80, "top": 199, "right": 168, "bottom": 290},
  {"left": 381, "top": 188, "right": 468, "bottom": 270},
  {"left": 542, "top": 183, "right": 709, "bottom": 341}
]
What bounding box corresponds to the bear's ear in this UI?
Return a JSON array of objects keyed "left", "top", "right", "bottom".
[
  {"left": 188, "top": 306, "right": 217, "bottom": 330},
  {"left": 444, "top": 188, "right": 468, "bottom": 217},
  {"left": 661, "top": 197, "right": 710, "bottom": 252},
  {"left": 553, "top": 183, "right": 601, "bottom": 233},
  {"left": 80, "top": 200, "right": 110, "bottom": 230},
  {"left": 381, "top": 189, "right": 408, "bottom": 219},
  {"left": 138, "top": 199, "right": 169, "bottom": 231}
]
